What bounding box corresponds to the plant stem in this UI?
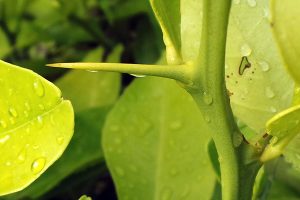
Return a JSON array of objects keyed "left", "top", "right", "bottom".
[
  {"left": 188, "top": 0, "right": 241, "bottom": 199},
  {"left": 47, "top": 62, "right": 192, "bottom": 85}
]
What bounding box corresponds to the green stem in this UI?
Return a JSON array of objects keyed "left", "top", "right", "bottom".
[
  {"left": 189, "top": 0, "right": 240, "bottom": 200},
  {"left": 47, "top": 62, "right": 192, "bottom": 85}
]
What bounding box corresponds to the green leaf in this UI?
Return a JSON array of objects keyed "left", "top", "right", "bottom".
[
  {"left": 150, "top": 0, "right": 181, "bottom": 63},
  {"left": 2, "top": 107, "right": 109, "bottom": 199},
  {"left": 260, "top": 105, "right": 300, "bottom": 162},
  {"left": 103, "top": 77, "right": 215, "bottom": 200},
  {"left": 180, "top": 0, "right": 203, "bottom": 61},
  {"left": 270, "top": 0, "right": 300, "bottom": 84},
  {"left": 55, "top": 46, "right": 122, "bottom": 112},
  {"left": 0, "top": 29, "right": 11, "bottom": 59},
  {"left": 0, "top": 60, "right": 74, "bottom": 195},
  {"left": 226, "top": 0, "right": 294, "bottom": 141},
  {"left": 79, "top": 195, "right": 92, "bottom": 200}
]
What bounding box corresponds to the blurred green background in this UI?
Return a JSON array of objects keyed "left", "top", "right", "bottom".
[{"left": 0, "top": 0, "right": 163, "bottom": 199}]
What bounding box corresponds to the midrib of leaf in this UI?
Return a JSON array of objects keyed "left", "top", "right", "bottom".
[
  {"left": 0, "top": 98, "right": 63, "bottom": 136},
  {"left": 154, "top": 86, "right": 167, "bottom": 200}
]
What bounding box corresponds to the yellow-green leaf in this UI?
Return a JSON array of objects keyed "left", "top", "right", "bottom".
[
  {"left": 226, "top": 0, "right": 294, "bottom": 142},
  {"left": 103, "top": 77, "right": 215, "bottom": 200},
  {"left": 271, "top": 0, "right": 300, "bottom": 83},
  {"left": 150, "top": 0, "right": 182, "bottom": 64},
  {"left": 0, "top": 60, "right": 74, "bottom": 195},
  {"left": 261, "top": 105, "right": 300, "bottom": 162}
]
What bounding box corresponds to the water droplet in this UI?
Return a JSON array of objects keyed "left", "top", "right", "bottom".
[
  {"left": 86, "top": 70, "right": 98, "bottom": 73},
  {"left": 0, "top": 135, "right": 10, "bottom": 144},
  {"left": 130, "top": 74, "right": 146, "bottom": 78},
  {"left": 270, "top": 136, "right": 278, "bottom": 145},
  {"left": 33, "top": 79, "right": 45, "bottom": 97},
  {"left": 8, "top": 107, "right": 18, "bottom": 118},
  {"left": 263, "top": 8, "right": 270, "bottom": 19},
  {"left": 56, "top": 136, "right": 64, "bottom": 145},
  {"left": 37, "top": 116, "right": 44, "bottom": 128},
  {"left": 265, "top": 87, "right": 275, "bottom": 99},
  {"left": 204, "top": 115, "right": 211, "bottom": 123},
  {"left": 247, "top": 0, "right": 257, "bottom": 7},
  {"left": 114, "top": 137, "right": 122, "bottom": 144},
  {"left": 259, "top": 61, "right": 270, "bottom": 72},
  {"left": 5, "top": 161, "right": 12, "bottom": 166},
  {"left": 115, "top": 166, "right": 125, "bottom": 177},
  {"left": 160, "top": 188, "right": 173, "bottom": 200},
  {"left": 31, "top": 157, "right": 46, "bottom": 174},
  {"left": 17, "top": 148, "right": 27, "bottom": 162},
  {"left": 270, "top": 106, "right": 277, "bottom": 113},
  {"left": 169, "top": 120, "right": 183, "bottom": 130},
  {"left": 24, "top": 102, "right": 31, "bottom": 110},
  {"left": 39, "top": 104, "right": 45, "bottom": 110},
  {"left": 233, "top": 0, "right": 240, "bottom": 4},
  {"left": 109, "top": 125, "right": 120, "bottom": 132},
  {"left": 50, "top": 115, "right": 56, "bottom": 126},
  {"left": 129, "top": 165, "right": 138, "bottom": 172},
  {"left": 0, "top": 120, "right": 7, "bottom": 128},
  {"left": 233, "top": 132, "right": 243, "bottom": 147},
  {"left": 240, "top": 44, "right": 252, "bottom": 56},
  {"left": 218, "top": 156, "right": 223, "bottom": 163},
  {"left": 203, "top": 92, "right": 213, "bottom": 105},
  {"left": 24, "top": 111, "right": 29, "bottom": 117},
  {"left": 9, "top": 117, "right": 15, "bottom": 125},
  {"left": 169, "top": 168, "right": 179, "bottom": 176},
  {"left": 180, "top": 185, "right": 190, "bottom": 199}
]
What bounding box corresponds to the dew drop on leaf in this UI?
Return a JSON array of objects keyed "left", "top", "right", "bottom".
[
  {"left": 169, "top": 120, "right": 183, "bottom": 130},
  {"left": 247, "top": 0, "right": 257, "bottom": 7},
  {"left": 130, "top": 74, "right": 146, "bottom": 78},
  {"left": 180, "top": 185, "right": 190, "bottom": 199},
  {"left": 160, "top": 188, "right": 173, "bottom": 200},
  {"left": 233, "top": 132, "right": 243, "bottom": 147},
  {"left": 31, "top": 157, "right": 46, "bottom": 174},
  {"left": 0, "top": 120, "right": 7, "bottom": 128},
  {"left": 203, "top": 92, "right": 213, "bottom": 105},
  {"left": 109, "top": 125, "right": 120, "bottom": 132},
  {"left": 233, "top": 0, "right": 240, "bottom": 4},
  {"left": 37, "top": 115, "right": 44, "bottom": 128},
  {"left": 258, "top": 60, "right": 270, "bottom": 72},
  {"left": 17, "top": 148, "right": 27, "bottom": 162},
  {"left": 265, "top": 87, "right": 275, "bottom": 99},
  {"left": 114, "top": 137, "right": 122, "bottom": 145},
  {"left": 8, "top": 107, "right": 18, "bottom": 118},
  {"left": 240, "top": 44, "right": 252, "bottom": 56},
  {"left": 24, "top": 102, "right": 31, "bottom": 111},
  {"left": 270, "top": 106, "right": 277, "bottom": 113},
  {"left": 33, "top": 79, "right": 45, "bottom": 97},
  {"left": 169, "top": 168, "right": 179, "bottom": 177},
  {"left": 270, "top": 136, "right": 279, "bottom": 145},
  {"left": 0, "top": 134, "right": 10, "bottom": 144},
  {"left": 56, "top": 136, "right": 64, "bottom": 145},
  {"left": 115, "top": 166, "right": 125, "bottom": 177},
  {"left": 86, "top": 70, "right": 98, "bottom": 73}
]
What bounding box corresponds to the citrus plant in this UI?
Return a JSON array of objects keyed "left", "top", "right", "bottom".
[{"left": 1, "top": 0, "right": 300, "bottom": 199}]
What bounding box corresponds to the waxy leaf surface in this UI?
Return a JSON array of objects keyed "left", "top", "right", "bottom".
[
  {"left": 226, "top": 0, "right": 294, "bottom": 141},
  {"left": 271, "top": 0, "right": 300, "bottom": 83},
  {"left": 0, "top": 60, "right": 74, "bottom": 195},
  {"left": 261, "top": 105, "right": 300, "bottom": 162},
  {"left": 103, "top": 77, "right": 215, "bottom": 200},
  {"left": 150, "top": 0, "right": 181, "bottom": 63}
]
